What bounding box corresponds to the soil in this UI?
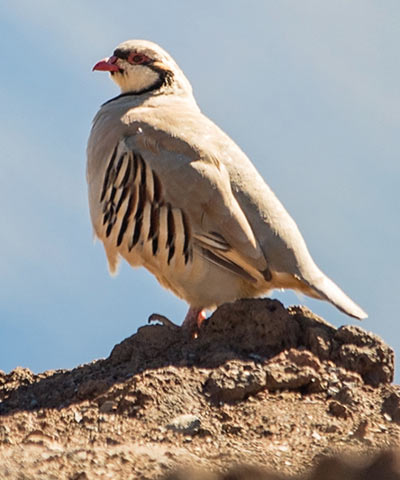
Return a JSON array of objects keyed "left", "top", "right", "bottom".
[{"left": 1, "top": 298, "right": 400, "bottom": 479}]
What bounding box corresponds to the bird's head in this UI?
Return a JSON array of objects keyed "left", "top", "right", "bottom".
[{"left": 93, "top": 39, "right": 193, "bottom": 97}]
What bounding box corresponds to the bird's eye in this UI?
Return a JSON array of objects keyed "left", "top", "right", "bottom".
[{"left": 129, "top": 53, "right": 149, "bottom": 65}]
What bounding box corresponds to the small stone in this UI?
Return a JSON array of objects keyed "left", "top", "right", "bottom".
[
  {"left": 276, "top": 444, "right": 289, "bottom": 452},
  {"left": 328, "top": 400, "right": 351, "bottom": 419},
  {"left": 327, "top": 386, "right": 340, "bottom": 396},
  {"left": 204, "top": 361, "right": 266, "bottom": 403},
  {"left": 383, "top": 413, "right": 392, "bottom": 422},
  {"left": 99, "top": 401, "right": 117, "bottom": 413},
  {"left": 74, "top": 411, "right": 83, "bottom": 423},
  {"left": 264, "top": 349, "right": 321, "bottom": 392},
  {"left": 382, "top": 392, "right": 400, "bottom": 423},
  {"left": 312, "top": 431, "right": 322, "bottom": 441},
  {"left": 167, "top": 414, "right": 201, "bottom": 435}
]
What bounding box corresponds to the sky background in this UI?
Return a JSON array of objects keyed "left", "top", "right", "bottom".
[{"left": 1, "top": 1, "right": 399, "bottom": 379}]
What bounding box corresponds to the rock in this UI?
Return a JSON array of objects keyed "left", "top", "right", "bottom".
[
  {"left": 200, "top": 299, "right": 300, "bottom": 359},
  {"left": 109, "top": 323, "right": 182, "bottom": 368},
  {"left": 332, "top": 326, "right": 394, "bottom": 386},
  {"left": 167, "top": 414, "right": 201, "bottom": 434},
  {"left": 328, "top": 400, "right": 351, "bottom": 419},
  {"left": 264, "top": 349, "right": 321, "bottom": 391},
  {"left": 0, "top": 299, "right": 398, "bottom": 479},
  {"left": 6, "top": 367, "right": 35, "bottom": 386},
  {"left": 98, "top": 400, "right": 117, "bottom": 413},
  {"left": 203, "top": 361, "right": 266, "bottom": 403},
  {"left": 382, "top": 391, "right": 400, "bottom": 423}
]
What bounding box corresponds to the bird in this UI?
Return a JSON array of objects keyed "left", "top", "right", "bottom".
[{"left": 87, "top": 39, "right": 367, "bottom": 335}]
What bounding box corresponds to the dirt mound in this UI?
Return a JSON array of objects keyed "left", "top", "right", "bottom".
[{"left": 0, "top": 299, "right": 399, "bottom": 479}]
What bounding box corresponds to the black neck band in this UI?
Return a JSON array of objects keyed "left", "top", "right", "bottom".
[{"left": 102, "top": 68, "right": 173, "bottom": 106}]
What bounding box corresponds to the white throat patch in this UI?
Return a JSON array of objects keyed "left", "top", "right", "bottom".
[{"left": 112, "top": 65, "right": 160, "bottom": 94}]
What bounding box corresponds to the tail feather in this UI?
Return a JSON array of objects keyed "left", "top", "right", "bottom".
[{"left": 301, "top": 272, "right": 367, "bottom": 320}]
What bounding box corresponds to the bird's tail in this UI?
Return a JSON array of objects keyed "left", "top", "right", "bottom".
[{"left": 301, "top": 271, "right": 367, "bottom": 320}]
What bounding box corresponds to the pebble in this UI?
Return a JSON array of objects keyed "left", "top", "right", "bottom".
[
  {"left": 167, "top": 414, "right": 201, "bottom": 434},
  {"left": 74, "top": 411, "right": 83, "bottom": 423},
  {"left": 99, "top": 401, "right": 117, "bottom": 413}
]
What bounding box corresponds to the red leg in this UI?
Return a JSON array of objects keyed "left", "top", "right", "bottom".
[
  {"left": 196, "top": 309, "right": 207, "bottom": 328},
  {"left": 181, "top": 307, "right": 207, "bottom": 337},
  {"left": 148, "top": 307, "right": 207, "bottom": 338}
]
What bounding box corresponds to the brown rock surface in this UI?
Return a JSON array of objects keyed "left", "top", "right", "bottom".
[{"left": 0, "top": 298, "right": 399, "bottom": 479}]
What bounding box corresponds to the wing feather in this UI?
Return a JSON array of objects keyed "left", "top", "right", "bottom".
[{"left": 126, "top": 127, "right": 269, "bottom": 278}]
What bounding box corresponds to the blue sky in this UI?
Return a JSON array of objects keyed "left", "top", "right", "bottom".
[{"left": 1, "top": 1, "right": 399, "bottom": 379}]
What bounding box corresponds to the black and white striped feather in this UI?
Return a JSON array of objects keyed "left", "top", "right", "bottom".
[{"left": 99, "top": 143, "right": 194, "bottom": 271}]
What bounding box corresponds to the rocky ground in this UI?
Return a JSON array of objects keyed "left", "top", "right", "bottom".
[{"left": 1, "top": 298, "right": 400, "bottom": 479}]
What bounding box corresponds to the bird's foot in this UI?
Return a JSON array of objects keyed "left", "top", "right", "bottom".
[
  {"left": 148, "top": 313, "right": 180, "bottom": 330},
  {"left": 181, "top": 308, "right": 207, "bottom": 339}
]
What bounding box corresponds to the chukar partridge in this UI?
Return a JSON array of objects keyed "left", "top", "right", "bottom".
[{"left": 87, "top": 39, "right": 367, "bottom": 333}]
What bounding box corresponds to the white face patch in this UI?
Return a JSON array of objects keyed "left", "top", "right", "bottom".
[{"left": 111, "top": 64, "right": 160, "bottom": 94}]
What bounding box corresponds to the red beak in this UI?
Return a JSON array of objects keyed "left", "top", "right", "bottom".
[{"left": 92, "top": 56, "right": 120, "bottom": 72}]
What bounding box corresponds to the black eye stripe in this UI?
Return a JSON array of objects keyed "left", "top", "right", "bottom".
[
  {"left": 113, "top": 49, "right": 150, "bottom": 64},
  {"left": 113, "top": 48, "right": 129, "bottom": 60}
]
